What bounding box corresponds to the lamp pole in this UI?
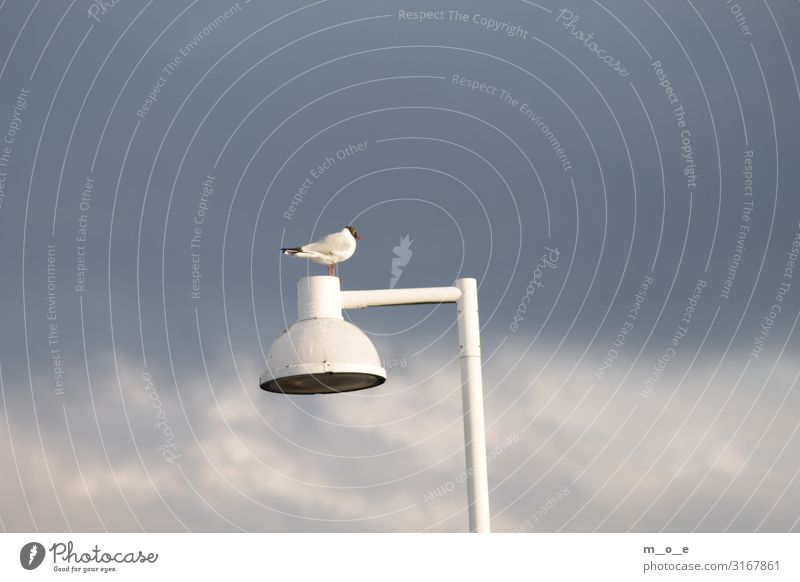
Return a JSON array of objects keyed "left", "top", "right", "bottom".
[
  {"left": 338, "top": 277, "right": 491, "bottom": 533},
  {"left": 265, "top": 275, "right": 491, "bottom": 532},
  {"left": 454, "top": 278, "right": 491, "bottom": 534}
]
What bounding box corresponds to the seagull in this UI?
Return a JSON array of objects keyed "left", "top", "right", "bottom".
[{"left": 281, "top": 226, "right": 362, "bottom": 276}]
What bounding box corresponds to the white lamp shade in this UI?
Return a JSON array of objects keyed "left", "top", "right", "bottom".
[{"left": 260, "top": 318, "right": 387, "bottom": 394}]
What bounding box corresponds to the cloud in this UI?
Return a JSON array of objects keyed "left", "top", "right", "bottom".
[{"left": 2, "top": 338, "right": 798, "bottom": 532}]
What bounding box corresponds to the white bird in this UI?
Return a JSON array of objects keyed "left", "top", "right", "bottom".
[{"left": 281, "top": 226, "right": 362, "bottom": 276}]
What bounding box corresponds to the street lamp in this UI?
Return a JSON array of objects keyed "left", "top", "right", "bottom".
[{"left": 260, "top": 275, "right": 491, "bottom": 533}]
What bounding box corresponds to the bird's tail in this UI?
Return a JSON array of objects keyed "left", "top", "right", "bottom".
[{"left": 281, "top": 247, "right": 303, "bottom": 255}]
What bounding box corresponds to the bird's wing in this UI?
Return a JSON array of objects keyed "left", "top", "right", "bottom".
[{"left": 305, "top": 232, "right": 350, "bottom": 254}]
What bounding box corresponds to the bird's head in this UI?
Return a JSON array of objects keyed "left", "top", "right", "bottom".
[{"left": 346, "top": 225, "right": 362, "bottom": 240}]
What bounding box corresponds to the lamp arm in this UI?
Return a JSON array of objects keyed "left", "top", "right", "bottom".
[{"left": 340, "top": 286, "right": 461, "bottom": 309}]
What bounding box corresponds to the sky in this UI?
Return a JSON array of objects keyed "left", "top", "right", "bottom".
[{"left": 0, "top": 0, "right": 799, "bottom": 532}]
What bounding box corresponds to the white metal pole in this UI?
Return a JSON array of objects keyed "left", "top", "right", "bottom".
[
  {"left": 336, "top": 276, "right": 491, "bottom": 532},
  {"left": 455, "top": 278, "right": 491, "bottom": 533},
  {"left": 340, "top": 286, "right": 462, "bottom": 309}
]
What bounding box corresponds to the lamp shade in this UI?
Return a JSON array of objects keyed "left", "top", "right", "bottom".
[{"left": 260, "top": 318, "right": 386, "bottom": 394}]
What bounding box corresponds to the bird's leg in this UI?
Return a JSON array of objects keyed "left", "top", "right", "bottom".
[{"left": 326, "top": 263, "right": 331, "bottom": 276}]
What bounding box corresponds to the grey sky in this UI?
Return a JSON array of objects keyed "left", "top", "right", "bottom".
[{"left": 0, "top": 0, "right": 799, "bottom": 532}]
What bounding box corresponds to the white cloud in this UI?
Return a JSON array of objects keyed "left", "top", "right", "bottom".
[{"left": 1, "top": 341, "right": 798, "bottom": 532}]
